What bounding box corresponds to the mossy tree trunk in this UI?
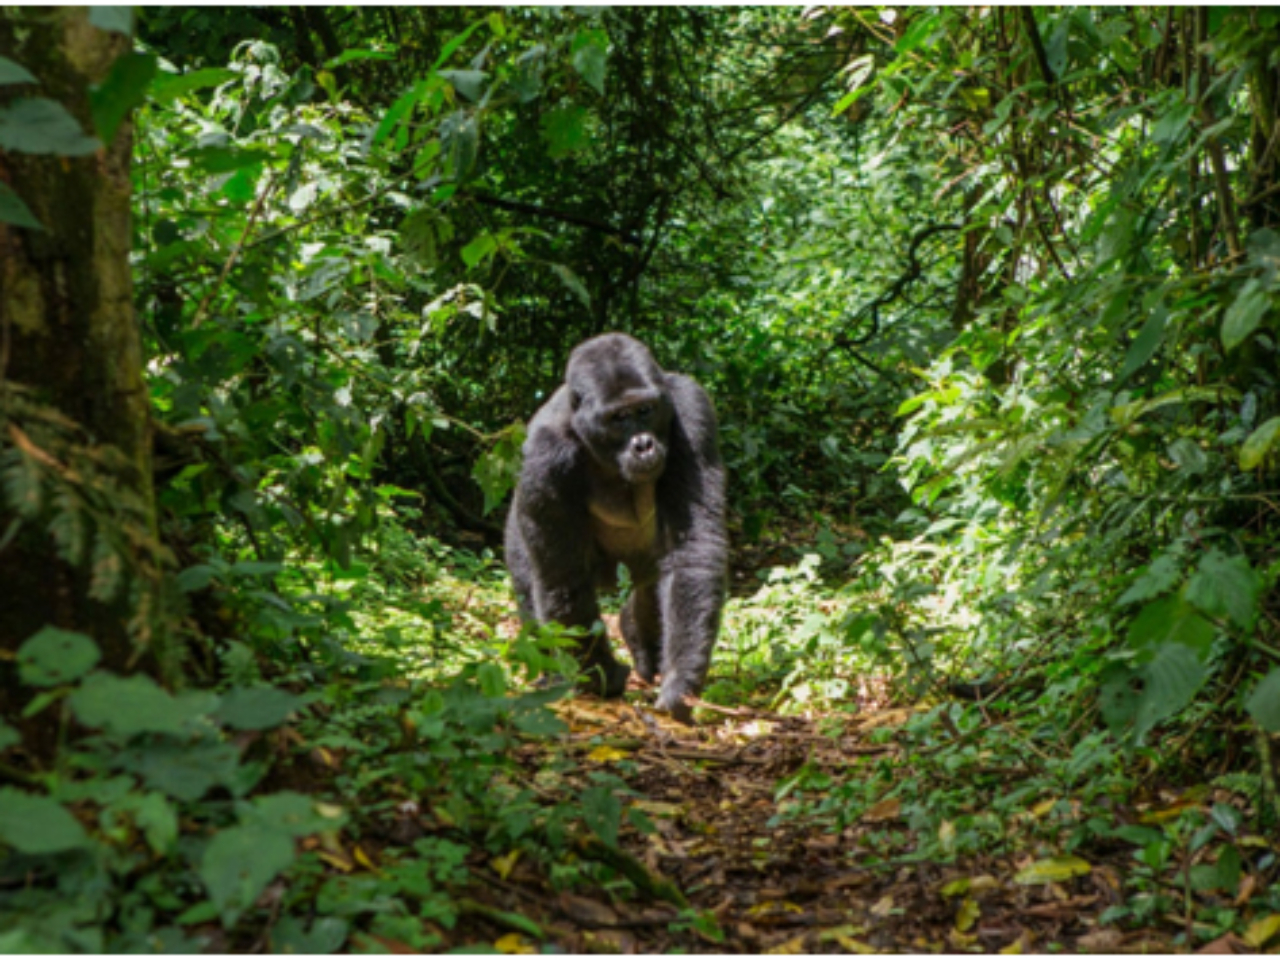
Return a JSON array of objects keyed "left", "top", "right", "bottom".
[{"left": 0, "top": 9, "right": 167, "bottom": 723}]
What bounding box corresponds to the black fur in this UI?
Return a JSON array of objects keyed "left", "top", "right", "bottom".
[{"left": 505, "top": 334, "right": 728, "bottom": 722}]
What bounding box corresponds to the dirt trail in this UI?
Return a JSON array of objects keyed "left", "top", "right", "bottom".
[{"left": 447, "top": 698, "right": 1147, "bottom": 954}]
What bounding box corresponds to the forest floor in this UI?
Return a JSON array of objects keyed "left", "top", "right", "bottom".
[
  {"left": 320, "top": 541, "right": 1271, "bottom": 955},
  {"left": 428, "top": 695, "right": 1190, "bottom": 955}
]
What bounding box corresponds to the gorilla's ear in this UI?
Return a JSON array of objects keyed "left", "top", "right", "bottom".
[{"left": 570, "top": 390, "right": 582, "bottom": 411}]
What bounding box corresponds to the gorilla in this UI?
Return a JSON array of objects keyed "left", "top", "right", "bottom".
[{"left": 505, "top": 333, "right": 727, "bottom": 723}]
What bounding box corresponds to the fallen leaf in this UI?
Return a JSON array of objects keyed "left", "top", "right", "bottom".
[
  {"left": 491, "top": 849, "right": 520, "bottom": 880},
  {"left": 495, "top": 933, "right": 537, "bottom": 954},
  {"left": 948, "top": 929, "right": 978, "bottom": 950},
  {"left": 587, "top": 745, "right": 631, "bottom": 762},
  {"left": 559, "top": 893, "right": 618, "bottom": 927},
  {"left": 1244, "top": 914, "right": 1280, "bottom": 949},
  {"left": 1030, "top": 798, "right": 1057, "bottom": 818},
  {"left": 870, "top": 894, "right": 895, "bottom": 918},
  {"left": 633, "top": 799, "right": 683, "bottom": 818},
  {"left": 956, "top": 897, "right": 980, "bottom": 933},
  {"left": 1013, "top": 855, "right": 1091, "bottom": 885},
  {"left": 766, "top": 934, "right": 808, "bottom": 954},
  {"left": 353, "top": 844, "right": 380, "bottom": 873},
  {"left": 1000, "top": 931, "right": 1031, "bottom": 953},
  {"left": 863, "top": 796, "right": 901, "bottom": 823},
  {"left": 1198, "top": 933, "right": 1247, "bottom": 954}
]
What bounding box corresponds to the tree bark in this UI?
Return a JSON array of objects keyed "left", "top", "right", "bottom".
[{"left": 0, "top": 9, "right": 166, "bottom": 726}]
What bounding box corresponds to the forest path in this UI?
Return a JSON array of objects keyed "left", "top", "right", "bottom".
[{"left": 459, "top": 696, "right": 1151, "bottom": 954}]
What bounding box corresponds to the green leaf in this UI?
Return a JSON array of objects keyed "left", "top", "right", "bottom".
[
  {"left": 1151, "top": 100, "right": 1194, "bottom": 144},
  {"left": 17, "top": 627, "right": 100, "bottom": 687},
  {"left": 374, "top": 79, "right": 426, "bottom": 147},
  {"left": 895, "top": 13, "right": 939, "bottom": 54},
  {"left": 477, "top": 663, "right": 507, "bottom": 698},
  {"left": 118, "top": 738, "right": 242, "bottom": 802},
  {"left": 440, "top": 110, "right": 478, "bottom": 179},
  {"left": 439, "top": 69, "right": 488, "bottom": 103},
  {"left": 69, "top": 672, "right": 218, "bottom": 737},
  {"left": 187, "top": 145, "right": 271, "bottom": 174},
  {"left": 149, "top": 67, "right": 237, "bottom": 105},
  {"left": 1221, "top": 280, "right": 1271, "bottom": 352},
  {"left": 1134, "top": 641, "right": 1208, "bottom": 742},
  {"left": 244, "top": 791, "right": 339, "bottom": 836},
  {"left": 1118, "top": 554, "right": 1182, "bottom": 605},
  {"left": 1186, "top": 550, "right": 1261, "bottom": 630},
  {"left": 117, "top": 791, "right": 179, "bottom": 855},
  {"left": 90, "top": 52, "right": 157, "bottom": 142},
  {"left": 200, "top": 824, "right": 296, "bottom": 926},
  {"left": 550, "top": 263, "right": 591, "bottom": 307},
  {"left": 324, "top": 48, "right": 395, "bottom": 69},
  {"left": 1240, "top": 416, "right": 1280, "bottom": 470},
  {"left": 461, "top": 233, "right": 497, "bottom": 269},
  {"left": 1118, "top": 307, "right": 1167, "bottom": 383},
  {"left": 0, "top": 720, "right": 18, "bottom": 752},
  {"left": 0, "top": 97, "right": 100, "bottom": 156},
  {"left": 0, "top": 56, "right": 37, "bottom": 86},
  {"left": 1245, "top": 668, "right": 1280, "bottom": 732},
  {"left": 89, "top": 7, "right": 134, "bottom": 36},
  {"left": 0, "top": 787, "right": 89, "bottom": 854},
  {"left": 581, "top": 785, "right": 621, "bottom": 848},
  {"left": 540, "top": 104, "right": 589, "bottom": 158},
  {"left": 0, "top": 181, "right": 41, "bottom": 230},
  {"left": 1127, "top": 595, "right": 1214, "bottom": 657},
  {"left": 571, "top": 32, "right": 608, "bottom": 95},
  {"left": 1013, "top": 855, "right": 1091, "bottom": 884},
  {"left": 214, "top": 686, "right": 306, "bottom": 731},
  {"left": 271, "top": 916, "right": 350, "bottom": 954}
]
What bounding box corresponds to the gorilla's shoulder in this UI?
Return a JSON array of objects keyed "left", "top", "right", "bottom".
[
  {"left": 522, "top": 387, "right": 586, "bottom": 475},
  {"left": 665, "top": 372, "right": 717, "bottom": 427}
]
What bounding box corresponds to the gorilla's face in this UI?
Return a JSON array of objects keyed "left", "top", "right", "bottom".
[{"left": 567, "top": 335, "right": 672, "bottom": 485}]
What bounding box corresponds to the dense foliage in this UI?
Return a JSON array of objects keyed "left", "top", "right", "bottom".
[{"left": 1, "top": 5, "right": 1278, "bottom": 952}]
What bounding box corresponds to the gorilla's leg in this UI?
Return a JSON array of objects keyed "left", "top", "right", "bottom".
[
  {"left": 620, "top": 582, "right": 662, "bottom": 683},
  {"left": 535, "top": 581, "right": 630, "bottom": 698},
  {"left": 655, "top": 562, "right": 725, "bottom": 723}
]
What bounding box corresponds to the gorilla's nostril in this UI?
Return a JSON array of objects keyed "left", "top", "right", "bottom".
[{"left": 633, "top": 434, "right": 655, "bottom": 455}]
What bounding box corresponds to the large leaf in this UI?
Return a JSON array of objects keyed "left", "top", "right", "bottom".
[
  {"left": 118, "top": 738, "right": 242, "bottom": 802},
  {"left": 1240, "top": 416, "right": 1280, "bottom": 470},
  {"left": 571, "top": 30, "right": 608, "bottom": 95},
  {"left": 1245, "top": 668, "right": 1280, "bottom": 732},
  {"left": 1117, "top": 553, "right": 1181, "bottom": 606},
  {"left": 149, "top": 67, "right": 237, "bottom": 104},
  {"left": 90, "top": 51, "right": 157, "bottom": 142},
  {"left": 1118, "top": 307, "right": 1167, "bottom": 383},
  {"left": 0, "top": 787, "right": 89, "bottom": 854},
  {"left": 439, "top": 69, "right": 488, "bottom": 103},
  {"left": 541, "top": 104, "right": 589, "bottom": 158},
  {"left": 1221, "top": 279, "right": 1271, "bottom": 353},
  {"left": 0, "top": 181, "right": 42, "bottom": 230},
  {"left": 1126, "top": 595, "right": 1214, "bottom": 657},
  {"left": 214, "top": 686, "right": 307, "bottom": 731},
  {"left": 17, "top": 627, "right": 100, "bottom": 687},
  {"left": 200, "top": 824, "right": 296, "bottom": 926},
  {"left": 1186, "top": 550, "right": 1261, "bottom": 631},
  {"left": 70, "top": 672, "right": 217, "bottom": 737},
  {"left": 0, "top": 98, "right": 100, "bottom": 156},
  {"left": 1133, "top": 641, "right": 1208, "bottom": 742},
  {"left": 581, "top": 786, "right": 620, "bottom": 848},
  {"left": 0, "top": 56, "right": 36, "bottom": 86}
]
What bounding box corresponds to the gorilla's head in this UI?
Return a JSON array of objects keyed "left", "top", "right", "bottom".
[{"left": 567, "top": 334, "right": 673, "bottom": 485}]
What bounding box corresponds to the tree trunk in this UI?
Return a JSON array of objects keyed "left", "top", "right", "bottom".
[{"left": 0, "top": 9, "right": 168, "bottom": 729}]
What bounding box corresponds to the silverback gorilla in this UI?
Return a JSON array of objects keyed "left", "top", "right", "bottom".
[{"left": 505, "top": 334, "right": 727, "bottom": 723}]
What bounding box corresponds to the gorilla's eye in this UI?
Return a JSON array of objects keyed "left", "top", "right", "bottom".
[
  {"left": 634, "top": 404, "right": 653, "bottom": 419},
  {"left": 611, "top": 410, "right": 630, "bottom": 424}
]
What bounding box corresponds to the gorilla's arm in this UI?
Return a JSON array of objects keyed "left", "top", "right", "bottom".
[
  {"left": 509, "top": 390, "right": 630, "bottom": 695},
  {"left": 512, "top": 391, "right": 598, "bottom": 628},
  {"left": 653, "top": 373, "right": 728, "bottom": 718}
]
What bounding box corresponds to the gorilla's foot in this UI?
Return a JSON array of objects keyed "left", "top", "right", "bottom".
[{"left": 578, "top": 660, "right": 631, "bottom": 699}]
